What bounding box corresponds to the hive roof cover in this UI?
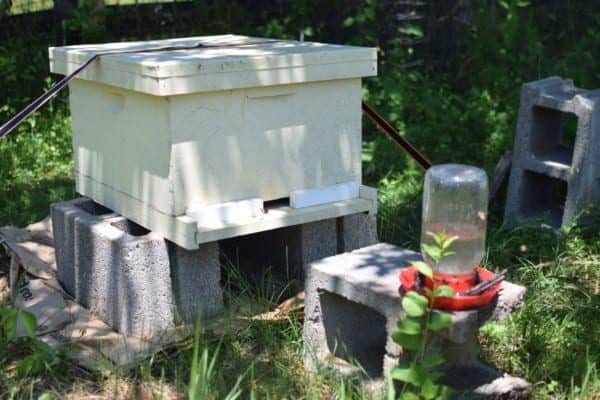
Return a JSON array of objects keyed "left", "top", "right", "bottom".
[{"left": 49, "top": 34, "right": 377, "bottom": 96}]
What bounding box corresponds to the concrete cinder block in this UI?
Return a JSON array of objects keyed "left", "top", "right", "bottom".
[
  {"left": 51, "top": 198, "right": 117, "bottom": 298},
  {"left": 303, "top": 243, "right": 527, "bottom": 389},
  {"left": 505, "top": 76, "right": 600, "bottom": 228},
  {"left": 303, "top": 243, "right": 417, "bottom": 379},
  {"left": 51, "top": 197, "right": 222, "bottom": 337},
  {"left": 102, "top": 217, "right": 175, "bottom": 337},
  {"left": 440, "top": 363, "right": 531, "bottom": 399},
  {"left": 337, "top": 212, "right": 378, "bottom": 252},
  {"left": 301, "top": 219, "right": 340, "bottom": 267},
  {"left": 168, "top": 241, "right": 223, "bottom": 322}
]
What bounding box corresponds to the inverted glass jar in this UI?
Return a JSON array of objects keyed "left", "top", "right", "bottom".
[{"left": 421, "top": 164, "right": 489, "bottom": 275}]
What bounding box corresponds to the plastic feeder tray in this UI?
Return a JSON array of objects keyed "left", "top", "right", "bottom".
[{"left": 399, "top": 266, "right": 501, "bottom": 311}]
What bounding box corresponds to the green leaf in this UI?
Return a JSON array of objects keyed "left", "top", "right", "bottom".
[
  {"left": 342, "top": 17, "right": 354, "bottom": 27},
  {"left": 428, "top": 371, "right": 444, "bottom": 382},
  {"left": 421, "top": 244, "right": 442, "bottom": 262},
  {"left": 421, "top": 379, "right": 439, "bottom": 400},
  {"left": 392, "top": 332, "right": 423, "bottom": 350},
  {"left": 441, "top": 249, "right": 456, "bottom": 258},
  {"left": 442, "top": 235, "right": 459, "bottom": 250},
  {"left": 390, "top": 366, "right": 415, "bottom": 384},
  {"left": 402, "top": 292, "right": 428, "bottom": 317},
  {"left": 406, "top": 291, "right": 428, "bottom": 306},
  {"left": 18, "top": 310, "right": 37, "bottom": 338},
  {"left": 425, "top": 231, "right": 442, "bottom": 245},
  {"left": 434, "top": 285, "right": 455, "bottom": 298},
  {"left": 390, "top": 364, "right": 427, "bottom": 386},
  {"left": 3, "top": 309, "right": 17, "bottom": 340},
  {"left": 411, "top": 260, "right": 433, "bottom": 279},
  {"left": 422, "top": 354, "right": 445, "bottom": 368},
  {"left": 398, "top": 25, "right": 423, "bottom": 38},
  {"left": 399, "top": 392, "right": 420, "bottom": 400},
  {"left": 396, "top": 318, "right": 422, "bottom": 335},
  {"left": 428, "top": 312, "right": 453, "bottom": 331},
  {"left": 437, "top": 385, "right": 454, "bottom": 400}
]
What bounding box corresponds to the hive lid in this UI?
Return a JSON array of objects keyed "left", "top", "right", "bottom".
[{"left": 49, "top": 34, "right": 377, "bottom": 96}]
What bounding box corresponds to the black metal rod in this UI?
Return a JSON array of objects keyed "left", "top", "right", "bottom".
[
  {"left": 362, "top": 101, "right": 431, "bottom": 171},
  {"left": 0, "top": 40, "right": 281, "bottom": 139}
]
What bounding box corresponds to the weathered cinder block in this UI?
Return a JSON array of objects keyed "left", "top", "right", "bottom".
[
  {"left": 303, "top": 243, "right": 413, "bottom": 378},
  {"left": 51, "top": 198, "right": 117, "bottom": 298},
  {"left": 168, "top": 241, "right": 222, "bottom": 322},
  {"left": 303, "top": 243, "right": 528, "bottom": 394},
  {"left": 505, "top": 76, "right": 600, "bottom": 228},
  {"left": 337, "top": 212, "right": 378, "bottom": 252},
  {"left": 51, "top": 197, "right": 222, "bottom": 337}
]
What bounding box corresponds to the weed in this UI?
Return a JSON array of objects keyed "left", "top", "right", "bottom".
[
  {"left": 188, "top": 320, "right": 244, "bottom": 400},
  {"left": 389, "top": 231, "right": 456, "bottom": 400}
]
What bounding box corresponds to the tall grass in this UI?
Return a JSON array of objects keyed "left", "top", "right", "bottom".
[{"left": 188, "top": 320, "right": 244, "bottom": 400}]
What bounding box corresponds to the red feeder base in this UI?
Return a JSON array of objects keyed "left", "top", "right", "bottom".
[{"left": 399, "top": 266, "right": 501, "bottom": 311}]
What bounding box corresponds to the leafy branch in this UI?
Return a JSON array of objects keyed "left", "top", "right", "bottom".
[
  {"left": 389, "top": 231, "right": 458, "bottom": 400},
  {"left": 1, "top": 305, "right": 61, "bottom": 377}
]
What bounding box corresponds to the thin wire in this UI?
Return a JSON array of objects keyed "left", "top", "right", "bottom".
[{"left": 0, "top": 40, "right": 281, "bottom": 139}]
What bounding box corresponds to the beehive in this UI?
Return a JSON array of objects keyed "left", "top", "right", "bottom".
[{"left": 49, "top": 34, "right": 378, "bottom": 248}]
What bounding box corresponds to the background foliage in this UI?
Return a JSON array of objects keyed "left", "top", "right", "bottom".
[{"left": 0, "top": 0, "right": 599, "bottom": 398}]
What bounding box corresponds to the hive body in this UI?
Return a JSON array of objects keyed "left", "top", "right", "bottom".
[
  {"left": 49, "top": 35, "right": 378, "bottom": 248},
  {"left": 69, "top": 78, "right": 363, "bottom": 216}
]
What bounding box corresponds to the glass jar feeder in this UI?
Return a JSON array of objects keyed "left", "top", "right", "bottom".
[{"left": 420, "top": 164, "right": 488, "bottom": 289}]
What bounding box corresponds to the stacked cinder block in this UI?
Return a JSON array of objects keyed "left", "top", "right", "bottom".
[
  {"left": 505, "top": 76, "right": 600, "bottom": 228},
  {"left": 303, "top": 243, "right": 529, "bottom": 396},
  {"left": 51, "top": 197, "right": 223, "bottom": 338},
  {"left": 53, "top": 197, "right": 378, "bottom": 338}
]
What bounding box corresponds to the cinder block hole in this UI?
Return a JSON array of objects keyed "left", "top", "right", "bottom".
[
  {"left": 320, "top": 291, "right": 386, "bottom": 378},
  {"left": 520, "top": 171, "right": 567, "bottom": 228},
  {"left": 75, "top": 199, "right": 113, "bottom": 215},
  {"left": 110, "top": 219, "right": 151, "bottom": 236},
  {"left": 530, "top": 106, "right": 576, "bottom": 166},
  {"left": 559, "top": 112, "right": 578, "bottom": 148}
]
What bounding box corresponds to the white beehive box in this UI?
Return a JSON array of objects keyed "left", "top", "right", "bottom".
[{"left": 49, "top": 34, "right": 378, "bottom": 249}]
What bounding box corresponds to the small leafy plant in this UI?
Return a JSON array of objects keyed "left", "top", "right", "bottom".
[
  {"left": 1, "top": 290, "right": 62, "bottom": 377},
  {"left": 389, "top": 231, "right": 458, "bottom": 400}
]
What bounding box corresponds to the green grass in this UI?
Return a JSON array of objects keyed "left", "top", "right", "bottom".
[
  {"left": 0, "top": 252, "right": 373, "bottom": 399},
  {"left": 480, "top": 222, "right": 600, "bottom": 398}
]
